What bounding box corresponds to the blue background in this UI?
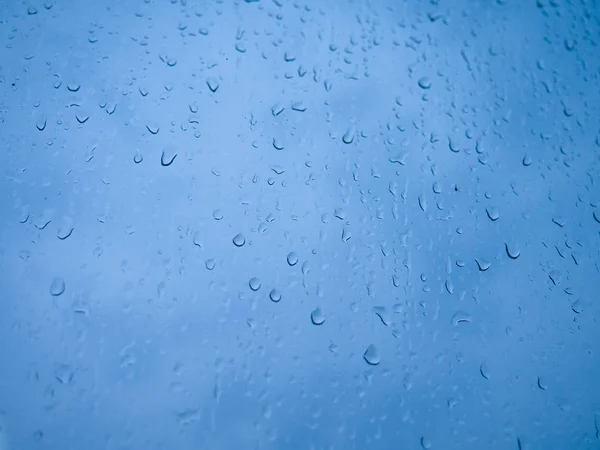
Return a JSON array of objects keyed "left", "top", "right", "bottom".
[{"left": 1, "top": 0, "right": 599, "bottom": 448}]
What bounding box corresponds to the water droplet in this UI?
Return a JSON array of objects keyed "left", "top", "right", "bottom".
[
  {"left": 363, "top": 345, "right": 380, "bottom": 366},
  {"left": 310, "top": 308, "right": 325, "bottom": 325},
  {"left": 291, "top": 101, "right": 306, "bottom": 112},
  {"left": 451, "top": 311, "right": 472, "bottom": 326},
  {"left": 36, "top": 118, "right": 46, "bottom": 131},
  {"left": 272, "top": 137, "right": 285, "bottom": 150},
  {"left": 522, "top": 154, "right": 532, "bottom": 166},
  {"left": 448, "top": 138, "right": 460, "bottom": 153},
  {"left": 486, "top": 207, "right": 499, "bottom": 221},
  {"left": 146, "top": 124, "right": 159, "bottom": 134},
  {"left": 552, "top": 216, "right": 567, "bottom": 227},
  {"left": 50, "top": 277, "right": 65, "bottom": 296},
  {"left": 161, "top": 149, "right": 177, "bottom": 166},
  {"left": 27, "top": 5, "right": 38, "bottom": 14},
  {"left": 213, "top": 209, "right": 223, "bottom": 220},
  {"left": 206, "top": 77, "right": 219, "bottom": 92},
  {"left": 249, "top": 277, "right": 261, "bottom": 291},
  {"left": 205, "top": 259, "right": 215, "bottom": 270},
  {"left": 537, "top": 376, "right": 547, "bottom": 390},
  {"left": 480, "top": 362, "right": 490, "bottom": 380},
  {"left": 57, "top": 226, "right": 74, "bottom": 240},
  {"left": 475, "top": 258, "right": 491, "bottom": 271},
  {"left": 67, "top": 83, "right": 80, "bottom": 92},
  {"left": 286, "top": 252, "right": 298, "bottom": 266},
  {"left": 420, "top": 436, "right": 432, "bottom": 449},
  {"left": 432, "top": 182, "right": 442, "bottom": 194},
  {"left": 341, "top": 228, "right": 352, "bottom": 242},
  {"left": 271, "top": 103, "right": 284, "bottom": 116},
  {"left": 593, "top": 211, "right": 600, "bottom": 224},
  {"left": 177, "top": 408, "right": 201, "bottom": 426},
  {"left": 342, "top": 127, "right": 355, "bottom": 144},
  {"left": 549, "top": 270, "right": 562, "bottom": 286},
  {"left": 232, "top": 233, "right": 245, "bottom": 247},
  {"left": 192, "top": 232, "right": 202, "bottom": 248},
  {"left": 445, "top": 279, "right": 454, "bottom": 294},
  {"left": 418, "top": 77, "right": 432, "bottom": 89},
  {"left": 505, "top": 241, "right": 520, "bottom": 259},
  {"left": 269, "top": 289, "right": 281, "bottom": 302},
  {"left": 54, "top": 364, "right": 74, "bottom": 384},
  {"left": 133, "top": 151, "right": 143, "bottom": 164}
]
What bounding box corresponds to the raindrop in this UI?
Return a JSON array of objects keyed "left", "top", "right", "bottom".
[
  {"left": 36, "top": 118, "right": 46, "bottom": 131},
  {"left": 475, "top": 258, "right": 491, "bottom": 271},
  {"left": 133, "top": 151, "right": 143, "bottom": 164},
  {"left": 286, "top": 252, "right": 298, "bottom": 266},
  {"left": 50, "top": 277, "right": 65, "bottom": 296},
  {"left": 205, "top": 259, "right": 215, "bottom": 270},
  {"left": 522, "top": 154, "right": 532, "bottom": 166},
  {"left": 146, "top": 124, "right": 159, "bottom": 134},
  {"left": 363, "top": 345, "right": 380, "bottom": 366},
  {"left": 271, "top": 103, "right": 284, "bottom": 116},
  {"left": 594, "top": 211, "right": 600, "bottom": 224},
  {"left": 67, "top": 83, "right": 80, "bottom": 92},
  {"left": 445, "top": 279, "right": 454, "bottom": 294},
  {"left": 206, "top": 77, "right": 219, "bottom": 92},
  {"left": 57, "top": 226, "right": 74, "bottom": 240},
  {"left": 27, "top": 5, "right": 38, "bottom": 14},
  {"left": 418, "top": 76, "right": 432, "bottom": 89},
  {"left": 432, "top": 182, "right": 442, "bottom": 194},
  {"left": 341, "top": 228, "right": 351, "bottom": 242},
  {"left": 420, "top": 436, "right": 432, "bottom": 449},
  {"left": 480, "top": 362, "right": 490, "bottom": 380},
  {"left": 232, "top": 233, "right": 245, "bottom": 247},
  {"left": 552, "top": 216, "right": 567, "bottom": 227},
  {"left": 310, "top": 308, "right": 325, "bottom": 325},
  {"left": 269, "top": 289, "right": 281, "bottom": 302},
  {"left": 291, "top": 102, "right": 306, "bottom": 112},
  {"left": 161, "top": 149, "right": 177, "bottom": 166},
  {"left": 249, "top": 277, "right": 261, "bottom": 291},
  {"left": 537, "top": 376, "right": 547, "bottom": 390},
  {"left": 486, "top": 207, "right": 499, "bottom": 221},
  {"left": 272, "top": 137, "right": 284, "bottom": 150},
  {"left": 213, "top": 209, "right": 223, "bottom": 220},
  {"left": 505, "top": 241, "right": 520, "bottom": 259},
  {"left": 451, "top": 311, "right": 472, "bottom": 326},
  {"left": 342, "top": 127, "right": 355, "bottom": 144},
  {"left": 192, "top": 232, "right": 202, "bottom": 248},
  {"left": 54, "top": 364, "right": 74, "bottom": 384}
]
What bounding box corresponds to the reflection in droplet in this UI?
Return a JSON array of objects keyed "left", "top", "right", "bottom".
[
  {"left": 269, "top": 289, "right": 281, "bottom": 303},
  {"left": 363, "top": 345, "right": 380, "bottom": 365},
  {"left": 233, "top": 233, "right": 245, "bottom": 247},
  {"left": 310, "top": 308, "right": 325, "bottom": 325},
  {"left": 50, "top": 277, "right": 65, "bottom": 296},
  {"left": 286, "top": 252, "right": 298, "bottom": 266},
  {"left": 249, "top": 277, "right": 261, "bottom": 291}
]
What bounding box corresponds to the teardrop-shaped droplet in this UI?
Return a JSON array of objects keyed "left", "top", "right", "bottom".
[
  {"left": 206, "top": 77, "right": 219, "bottom": 92},
  {"left": 50, "top": 277, "right": 65, "bottom": 296},
  {"left": 363, "top": 344, "right": 380, "bottom": 366},
  {"left": 232, "top": 233, "right": 245, "bottom": 247},
  {"left": 486, "top": 207, "right": 499, "bottom": 221},
  {"left": 475, "top": 258, "right": 491, "bottom": 271},
  {"left": 269, "top": 288, "right": 281, "bottom": 302},
  {"left": 310, "top": 308, "right": 325, "bottom": 325},
  {"left": 249, "top": 277, "right": 261, "bottom": 291},
  {"left": 505, "top": 241, "right": 521, "bottom": 259},
  {"left": 286, "top": 252, "right": 298, "bottom": 266},
  {"left": 161, "top": 149, "right": 177, "bottom": 166}
]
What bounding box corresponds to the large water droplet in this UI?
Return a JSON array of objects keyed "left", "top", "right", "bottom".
[
  {"left": 486, "top": 207, "right": 499, "bottom": 221},
  {"left": 363, "top": 345, "right": 380, "bottom": 365},
  {"left": 269, "top": 289, "right": 281, "bottom": 302},
  {"left": 233, "top": 233, "right": 245, "bottom": 247},
  {"left": 249, "top": 277, "right": 261, "bottom": 291},
  {"left": 310, "top": 308, "right": 325, "bottom": 325},
  {"left": 161, "top": 148, "right": 177, "bottom": 166},
  {"left": 286, "top": 252, "right": 298, "bottom": 266},
  {"left": 505, "top": 241, "right": 521, "bottom": 259},
  {"left": 50, "top": 277, "right": 65, "bottom": 296}
]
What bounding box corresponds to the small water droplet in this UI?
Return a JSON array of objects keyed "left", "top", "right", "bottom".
[
  {"left": 133, "top": 151, "right": 143, "bottom": 164},
  {"left": 445, "top": 279, "right": 454, "bottom": 294},
  {"left": 341, "top": 228, "right": 352, "bottom": 242},
  {"left": 233, "top": 233, "right": 245, "bottom": 247},
  {"left": 522, "top": 154, "right": 532, "bottom": 166},
  {"left": 269, "top": 289, "right": 281, "bottom": 302},
  {"left": 432, "top": 182, "right": 442, "bottom": 194},
  {"left": 57, "top": 226, "right": 74, "bottom": 240},
  {"left": 54, "top": 364, "right": 74, "bottom": 384},
  {"left": 146, "top": 124, "right": 159, "bottom": 134},
  {"left": 271, "top": 103, "right": 284, "bottom": 116},
  {"left": 451, "top": 311, "right": 472, "bottom": 326},
  {"left": 213, "top": 209, "right": 223, "bottom": 220},
  {"left": 310, "top": 308, "right": 325, "bottom": 325},
  {"left": 475, "top": 258, "right": 491, "bottom": 271},
  {"left": 486, "top": 207, "right": 499, "bottom": 221},
  {"left": 420, "top": 436, "right": 432, "bottom": 449},
  {"left": 36, "top": 118, "right": 46, "bottom": 131},
  {"left": 363, "top": 344, "right": 380, "bottom": 366},
  {"left": 272, "top": 137, "right": 285, "bottom": 150},
  {"left": 205, "top": 259, "right": 216, "bottom": 270},
  {"left": 27, "top": 5, "right": 38, "bottom": 14},
  {"left": 286, "top": 252, "right": 298, "bottom": 266},
  {"left": 291, "top": 101, "right": 306, "bottom": 112},
  {"left": 50, "top": 277, "right": 65, "bottom": 296},
  {"left": 161, "top": 149, "right": 177, "bottom": 166},
  {"left": 249, "top": 277, "right": 261, "bottom": 291},
  {"left": 537, "top": 376, "right": 547, "bottom": 390},
  {"left": 593, "top": 211, "right": 600, "bottom": 224},
  {"left": 67, "top": 83, "right": 80, "bottom": 92},
  {"left": 552, "top": 216, "right": 567, "bottom": 227},
  {"left": 192, "top": 232, "right": 202, "bottom": 248}
]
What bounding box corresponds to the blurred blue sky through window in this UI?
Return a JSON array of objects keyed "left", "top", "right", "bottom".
[{"left": 1, "top": 0, "right": 599, "bottom": 449}]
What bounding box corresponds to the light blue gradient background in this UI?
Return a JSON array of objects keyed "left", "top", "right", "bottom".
[{"left": 1, "top": 0, "right": 599, "bottom": 449}]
